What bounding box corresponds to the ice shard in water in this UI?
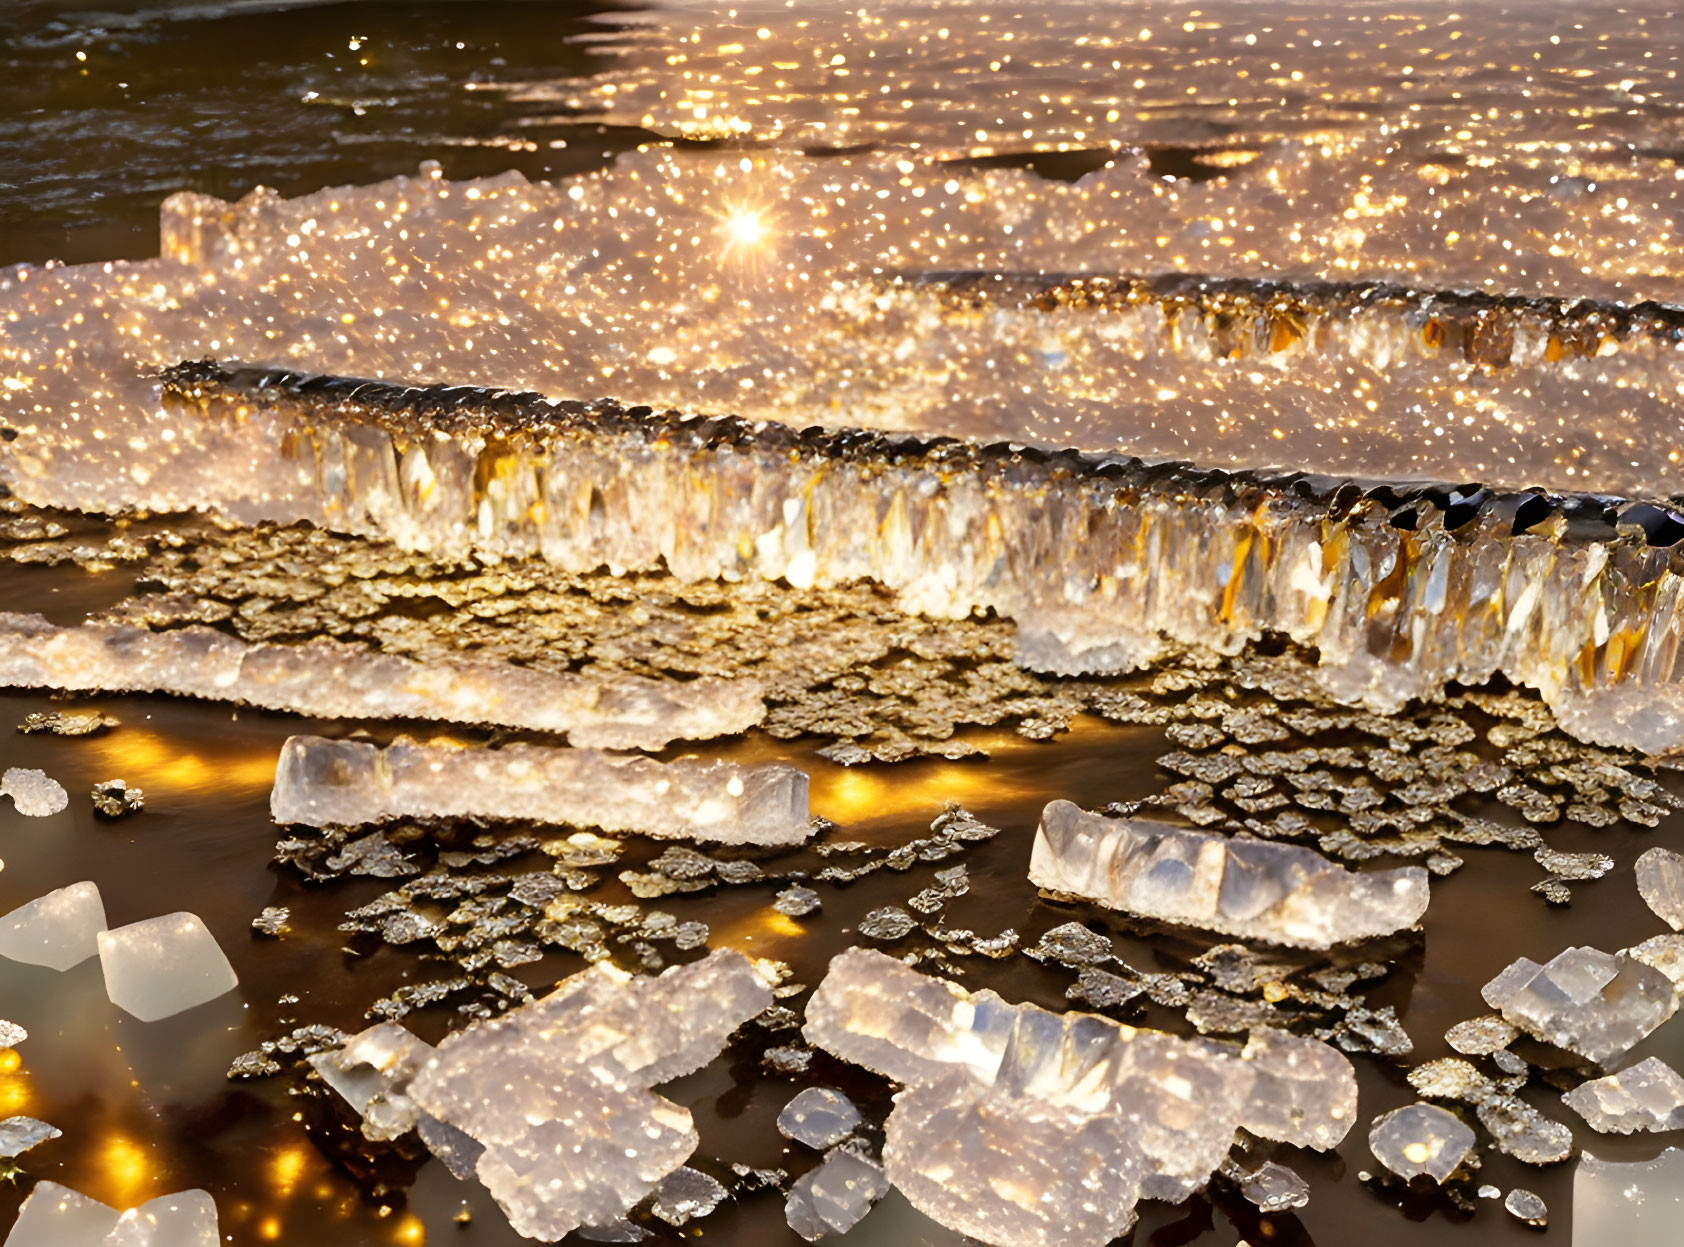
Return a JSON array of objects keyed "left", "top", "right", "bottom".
[
  {"left": 1029, "top": 800, "right": 1429, "bottom": 949},
  {"left": 271, "top": 734, "right": 812, "bottom": 845},
  {"left": 802, "top": 947, "right": 1356, "bottom": 1247}
]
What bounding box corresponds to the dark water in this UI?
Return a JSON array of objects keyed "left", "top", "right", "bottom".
[{"left": 4, "top": 3, "right": 1684, "bottom": 1246}]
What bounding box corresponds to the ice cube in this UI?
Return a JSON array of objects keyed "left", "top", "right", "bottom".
[
  {"left": 97, "top": 913, "right": 238, "bottom": 1022},
  {"left": 0, "top": 882, "right": 107, "bottom": 971}
]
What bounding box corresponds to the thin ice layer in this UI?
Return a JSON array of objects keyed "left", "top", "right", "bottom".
[
  {"left": 0, "top": 612, "right": 762, "bottom": 750},
  {"left": 1029, "top": 800, "right": 1428, "bottom": 949},
  {"left": 802, "top": 948, "right": 1356, "bottom": 1247},
  {"left": 271, "top": 734, "right": 812, "bottom": 845}
]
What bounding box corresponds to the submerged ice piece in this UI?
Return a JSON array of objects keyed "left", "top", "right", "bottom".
[
  {"left": 1574, "top": 1148, "right": 1684, "bottom": 1247},
  {"left": 394, "top": 949, "right": 772, "bottom": 1241},
  {"left": 1482, "top": 945, "right": 1678, "bottom": 1064},
  {"left": 0, "top": 882, "right": 107, "bottom": 971},
  {"left": 0, "top": 613, "right": 762, "bottom": 751},
  {"left": 2, "top": 1183, "right": 218, "bottom": 1247},
  {"left": 1368, "top": 1103, "right": 1476, "bottom": 1183},
  {"left": 271, "top": 735, "right": 812, "bottom": 846},
  {"left": 1029, "top": 800, "right": 1429, "bottom": 949},
  {"left": 97, "top": 913, "right": 238, "bottom": 1022},
  {"left": 802, "top": 947, "right": 1357, "bottom": 1247},
  {"left": 1562, "top": 1057, "right": 1684, "bottom": 1133}
]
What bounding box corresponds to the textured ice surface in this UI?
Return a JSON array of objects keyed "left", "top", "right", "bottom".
[
  {"left": 802, "top": 948, "right": 1355, "bottom": 1246},
  {"left": 0, "top": 1021, "right": 24, "bottom": 1049},
  {"left": 1562, "top": 1057, "right": 1684, "bottom": 1134},
  {"left": 101, "top": 1191, "right": 218, "bottom": 1247},
  {"left": 96, "top": 913, "right": 238, "bottom": 1022},
  {"left": 784, "top": 1150, "right": 889, "bottom": 1242},
  {"left": 0, "top": 769, "right": 67, "bottom": 818},
  {"left": 1574, "top": 1148, "right": 1684, "bottom": 1247},
  {"left": 401, "top": 950, "right": 772, "bottom": 1241},
  {"left": 1368, "top": 1103, "right": 1475, "bottom": 1183},
  {"left": 1506, "top": 1188, "right": 1549, "bottom": 1226},
  {"left": 272, "top": 735, "right": 811, "bottom": 845},
  {"left": 309, "top": 1022, "right": 433, "bottom": 1142},
  {"left": 1482, "top": 946, "right": 1678, "bottom": 1064},
  {"left": 0, "top": 882, "right": 107, "bottom": 972},
  {"left": 1636, "top": 847, "right": 1684, "bottom": 932},
  {"left": 0, "top": 1117, "right": 60, "bottom": 1158},
  {"left": 1029, "top": 800, "right": 1428, "bottom": 949},
  {"left": 2, "top": 1182, "right": 120, "bottom": 1246},
  {"left": 0, "top": 613, "right": 761, "bottom": 750},
  {"left": 648, "top": 1168, "right": 728, "bottom": 1228},
  {"left": 777, "top": 1089, "right": 863, "bottom": 1150},
  {"left": 1238, "top": 1162, "right": 1310, "bottom": 1213}
]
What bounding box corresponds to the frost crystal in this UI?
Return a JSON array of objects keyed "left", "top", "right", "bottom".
[
  {"left": 1368, "top": 1103, "right": 1475, "bottom": 1183},
  {"left": 0, "top": 768, "right": 67, "bottom": 818},
  {"left": 802, "top": 948, "right": 1355, "bottom": 1246},
  {"left": 1029, "top": 800, "right": 1429, "bottom": 949},
  {"left": 1563, "top": 1057, "right": 1684, "bottom": 1134},
  {"left": 0, "top": 613, "right": 762, "bottom": 750},
  {"left": 1636, "top": 847, "right": 1684, "bottom": 932},
  {"left": 1481, "top": 945, "right": 1678, "bottom": 1064},
  {"left": 0, "top": 882, "right": 108, "bottom": 971},
  {"left": 271, "top": 735, "right": 811, "bottom": 845},
  {"left": 97, "top": 912, "right": 239, "bottom": 1022}
]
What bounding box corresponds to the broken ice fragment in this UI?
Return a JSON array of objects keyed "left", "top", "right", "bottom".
[
  {"left": 1368, "top": 1103, "right": 1475, "bottom": 1183},
  {"left": 784, "top": 1149, "right": 889, "bottom": 1242},
  {"left": 1238, "top": 1028, "right": 1359, "bottom": 1152},
  {"left": 309, "top": 1023, "right": 432, "bottom": 1141},
  {"left": 648, "top": 1167, "right": 728, "bottom": 1227},
  {"left": 1238, "top": 1162, "right": 1310, "bottom": 1213},
  {"left": 271, "top": 735, "right": 811, "bottom": 845},
  {"left": 1574, "top": 1147, "right": 1684, "bottom": 1246},
  {"left": 102, "top": 1191, "right": 218, "bottom": 1247},
  {"left": 1563, "top": 1057, "right": 1684, "bottom": 1134},
  {"left": 2, "top": 1181, "right": 120, "bottom": 1245},
  {"left": 0, "top": 1021, "right": 23, "bottom": 1049},
  {"left": 1445, "top": 1015, "right": 1520, "bottom": 1056},
  {"left": 0, "top": 882, "right": 107, "bottom": 971},
  {"left": 1626, "top": 934, "right": 1684, "bottom": 989},
  {"left": 1505, "top": 1188, "right": 1548, "bottom": 1227},
  {"left": 0, "top": 769, "right": 67, "bottom": 818},
  {"left": 1481, "top": 945, "right": 1678, "bottom": 1064},
  {"left": 1029, "top": 800, "right": 1429, "bottom": 949},
  {"left": 0, "top": 613, "right": 762, "bottom": 751},
  {"left": 777, "top": 1088, "right": 863, "bottom": 1150},
  {"left": 0, "top": 1117, "right": 60, "bottom": 1158},
  {"left": 97, "top": 913, "right": 238, "bottom": 1022},
  {"left": 1636, "top": 847, "right": 1684, "bottom": 932}
]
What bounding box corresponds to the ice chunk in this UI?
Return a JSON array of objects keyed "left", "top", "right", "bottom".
[
  {"left": 803, "top": 948, "right": 1356, "bottom": 1246},
  {"left": 1506, "top": 1188, "right": 1548, "bottom": 1226},
  {"left": 1029, "top": 801, "right": 1429, "bottom": 949},
  {"left": 648, "top": 1167, "right": 727, "bottom": 1227},
  {"left": 0, "top": 882, "right": 107, "bottom": 971},
  {"left": 271, "top": 735, "right": 811, "bottom": 846},
  {"left": 1482, "top": 946, "right": 1678, "bottom": 1064},
  {"left": 0, "top": 614, "right": 762, "bottom": 751},
  {"left": 97, "top": 913, "right": 238, "bottom": 1022},
  {"left": 1238, "top": 1162, "right": 1310, "bottom": 1213},
  {"left": 1636, "top": 847, "right": 1684, "bottom": 932},
  {"left": 0, "top": 1021, "right": 23, "bottom": 1049},
  {"left": 777, "top": 1089, "right": 863, "bottom": 1150},
  {"left": 1368, "top": 1103, "right": 1475, "bottom": 1183},
  {"left": 0, "top": 1118, "right": 59, "bottom": 1158},
  {"left": 101, "top": 1191, "right": 218, "bottom": 1247},
  {"left": 1445, "top": 1015, "right": 1519, "bottom": 1056},
  {"left": 309, "top": 1023, "right": 433, "bottom": 1141},
  {"left": 784, "top": 1149, "right": 889, "bottom": 1241},
  {"left": 1574, "top": 1147, "right": 1684, "bottom": 1246},
  {"left": 1626, "top": 934, "right": 1684, "bottom": 989},
  {"left": 0, "top": 769, "right": 67, "bottom": 818},
  {"left": 2, "top": 1181, "right": 119, "bottom": 1246},
  {"left": 1563, "top": 1057, "right": 1684, "bottom": 1133}
]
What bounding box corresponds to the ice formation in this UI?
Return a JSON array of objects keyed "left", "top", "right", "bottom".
[
  {"left": 0, "top": 1118, "right": 60, "bottom": 1159},
  {"left": 1574, "top": 1147, "right": 1684, "bottom": 1247},
  {"left": 1028, "top": 800, "right": 1428, "bottom": 949},
  {"left": 776, "top": 1088, "right": 862, "bottom": 1150},
  {"left": 96, "top": 913, "right": 238, "bottom": 1023},
  {"left": 311, "top": 950, "right": 772, "bottom": 1241},
  {"left": 1563, "top": 1057, "right": 1684, "bottom": 1134},
  {"left": 1636, "top": 847, "right": 1684, "bottom": 932},
  {"left": 2, "top": 1183, "right": 218, "bottom": 1247},
  {"left": 271, "top": 734, "right": 812, "bottom": 845},
  {"left": 0, "top": 613, "right": 762, "bottom": 749},
  {"left": 783, "top": 1150, "right": 889, "bottom": 1242},
  {"left": 1482, "top": 945, "right": 1679, "bottom": 1065},
  {"left": 1368, "top": 1103, "right": 1474, "bottom": 1184},
  {"left": 0, "top": 882, "right": 107, "bottom": 972},
  {"left": 0, "top": 769, "right": 67, "bottom": 818},
  {"left": 802, "top": 947, "right": 1356, "bottom": 1246}
]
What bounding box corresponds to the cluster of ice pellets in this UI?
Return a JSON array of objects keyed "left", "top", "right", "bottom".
[
  {"left": 270, "top": 734, "right": 813, "bottom": 845},
  {"left": 802, "top": 948, "right": 1356, "bottom": 1247}
]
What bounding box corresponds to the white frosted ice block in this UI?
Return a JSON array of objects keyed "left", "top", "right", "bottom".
[
  {"left": 2, "top": 1181, "right": 119, "bottom": 1246},
  {"left": 97, "top": 913, "right": 238, "bottom": 1022},
  {"left": 0, "top": 882, "right": 108, "bottom": 971},
  {"left": 271, "top": 734, "right": 812, "bottom": 845},
  {"left": 1574, "top": 1148, "right": 1684, "bottom": 1247},
  {"left": 0, "top": 769, "right": 68, "bottom": 818},
  {"left": 101, "top": 1191, "right": 218, "bottom": 1247}
]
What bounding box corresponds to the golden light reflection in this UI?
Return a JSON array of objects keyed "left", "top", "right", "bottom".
[
  {"left": 269, "top": 1143, "right": 308, "bottom": 1198},
  {"left": 88, "top": 728, "right": 279, "bottom": 795},
  {"left": 0, "top": 1047, "right": 33, "bottom": 1116},
  {"left": 394, "top": 1212, "right": 426, "bottom": 1244},
  {"left": 98, "top": 1133, "right": 153, "bottom": 1208}
]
